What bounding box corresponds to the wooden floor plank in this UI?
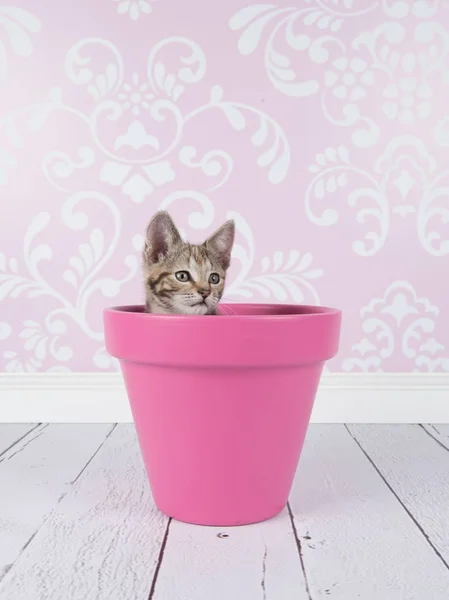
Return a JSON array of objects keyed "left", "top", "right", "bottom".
[
  {"left": 348, "top": 424, "right": 449, "bottom": 569},
  {"left": 0, "top": 424, "right": 168, "bottom": 600},
  {"left": 0, "top": 423, "right": 112, "bottom": 583},
  {"left": 0, "top": 424, "right": 38, "bottom": 457},
  {"left": 289, "top": 425, "right": 449, "bottom": 600},
  {"left": 421, "top": 424, "right": 449, "bottom": 451},
  {"left": 151, "top": 509, "right": 308, "bottom": 600},
  {"left": 1, "top": 423, "right": 448, "bottom": 598}
]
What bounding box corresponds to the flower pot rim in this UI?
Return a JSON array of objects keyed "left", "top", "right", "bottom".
[
  {"left": 104, "top": 302, "right": 341, "bottom": 321},
  {"left": 104, "top": 303, "right": 342, "bottom": 367}
]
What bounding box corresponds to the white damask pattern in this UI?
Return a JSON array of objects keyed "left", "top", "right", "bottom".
[
  {"left": 0, "top": 322, "right": 11, "bottom": 340},
  {"left": 225, "top": 212, "right": 323, "bottom": 305},
  {"left": 112, "top": 0, "right": 156, "bottom": 21},
  {"left": 0, "top": 206, "right": 323, "bottom": 371},
  {"left": 3, "top": 319, "right": 72, "bottom": 373},
  {"left": 229, "top": 2, "right": 449, "bottom": 148},
  {"left": 343, "top": 281, "right": 449, "bottom": 372},
  {"left": 0, "top": 207, "right": 137, "bottom": 371},
  {"left": 0, "top": 32, "right": 326, "bottom": 371},
  {"left": 23, "top": 36, "right": 291, "bottom": 205},
  {"left": 0, "top": 5, "right": 41, "bottom": 82},
  {"left": 1, "top": 1, "right": 449, "bottom": 372},
  {"left": 0, "top": 5, "right": 41, "bottom": 185},
  {"left": 305, "top": 136, "right": 449, "bottom": 256}
]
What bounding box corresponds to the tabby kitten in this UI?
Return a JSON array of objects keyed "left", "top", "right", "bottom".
[{"left": 143, "top": 211, "right": 235, "bottom": 315}]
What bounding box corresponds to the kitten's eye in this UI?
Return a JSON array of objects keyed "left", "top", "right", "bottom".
[
  {"left": 209, "top": 273, "right": 220, "bottom": 284},
  {"left": 175, "top": 271, "right": 190, "bottom": 282}
]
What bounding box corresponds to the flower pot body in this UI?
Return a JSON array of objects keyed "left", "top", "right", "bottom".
[{"left": 104, "top": 303, "right": 341, "bottom": 526}]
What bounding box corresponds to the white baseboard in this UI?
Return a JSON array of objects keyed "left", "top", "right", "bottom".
[{"left": 0, "top": 373, "right": 448, "bottom": 423}]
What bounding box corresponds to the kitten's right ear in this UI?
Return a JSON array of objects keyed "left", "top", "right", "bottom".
[{"left": 143, "top": 211, "right": 182, "bottom": 264}]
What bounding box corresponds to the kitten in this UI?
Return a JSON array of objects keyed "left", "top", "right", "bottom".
[{"left": 142, "top": 211, "right": 235, "bottom": 315}]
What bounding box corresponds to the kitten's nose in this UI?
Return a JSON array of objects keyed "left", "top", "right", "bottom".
[{"left": 198, "top": 289, "right": 210, "bottom": 298}]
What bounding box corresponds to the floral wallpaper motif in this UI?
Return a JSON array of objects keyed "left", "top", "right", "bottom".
[{"left": 0, "top": 0, "right": 448, "bottom": 373}]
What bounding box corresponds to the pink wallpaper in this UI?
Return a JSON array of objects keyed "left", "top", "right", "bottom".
[{"left": 1, "top": 0, "right": 449, "bottom": 373}]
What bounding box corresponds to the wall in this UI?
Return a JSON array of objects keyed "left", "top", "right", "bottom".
[{"left": 1, "top": 0, "right": 448, "bottom": 373}]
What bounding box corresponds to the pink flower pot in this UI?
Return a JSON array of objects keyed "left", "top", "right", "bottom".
[{"left": 104, "top": 303, "right": 341, "bottom": 526}]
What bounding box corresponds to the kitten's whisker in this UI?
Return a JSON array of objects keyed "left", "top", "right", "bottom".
[
  {"left": 220, "top": 296, "right": 238, "bottom": 305},
  {"left": 219, "top": 301, "right": 238, "bottom": 315},
  {"left": 218, "top": 304, "right": 236, "bottom": 316}
]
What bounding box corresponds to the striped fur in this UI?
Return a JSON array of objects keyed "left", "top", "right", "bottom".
[{"left": 143, "top": 211, "right": 235, "bottom": 315}]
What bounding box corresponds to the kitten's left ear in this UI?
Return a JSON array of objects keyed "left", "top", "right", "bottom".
[{"left": 204, "top": 220, "right": 235, "bottom": 270}]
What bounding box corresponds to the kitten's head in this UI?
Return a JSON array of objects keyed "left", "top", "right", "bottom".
[{"left": 143, "top": 211, "right": 235, "bottom": 315}]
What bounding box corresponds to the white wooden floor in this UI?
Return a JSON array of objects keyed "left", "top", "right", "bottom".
[{"left": 0, "top": 424, "right": 448, "bottom": 600}]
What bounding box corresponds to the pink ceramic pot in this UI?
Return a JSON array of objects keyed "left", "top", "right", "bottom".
[{"left": 104, "top": 303, "right": 341, "bottom": 526}]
